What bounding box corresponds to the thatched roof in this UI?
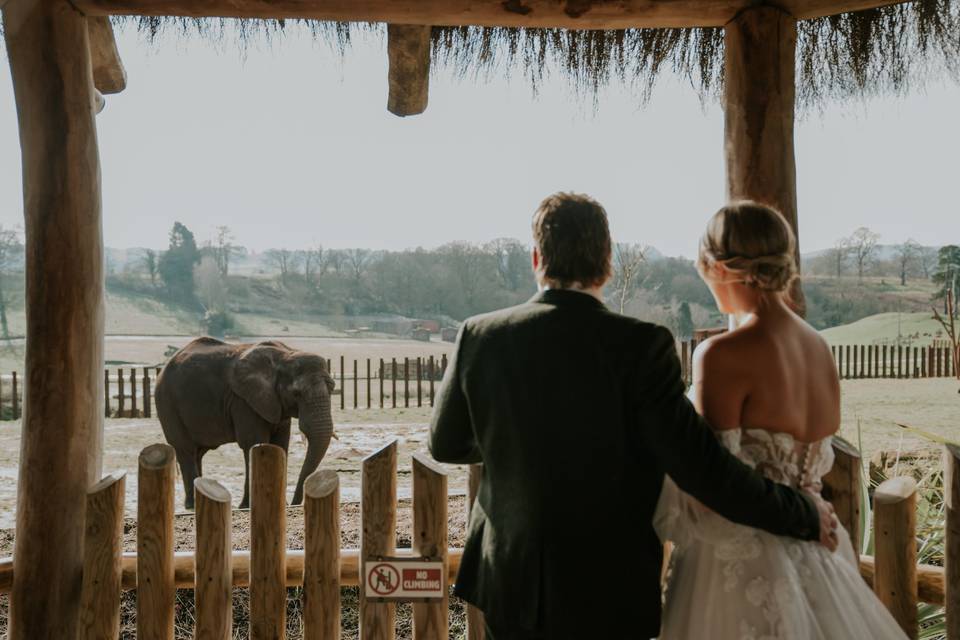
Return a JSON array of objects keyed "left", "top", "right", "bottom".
[{"left": 4, "top": 0, "right": 959, "bottom": 108}]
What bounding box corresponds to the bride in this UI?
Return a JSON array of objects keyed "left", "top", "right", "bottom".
[{"left": 654, "top": 202, "right": 908, "bottom": 639}]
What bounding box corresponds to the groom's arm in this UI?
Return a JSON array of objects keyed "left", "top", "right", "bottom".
[
  {"left": 429, "top": 325, "right": 482, "bottom": 465},
  {"left": 635, "top": 326, "right": 820, "bottom": 541}
]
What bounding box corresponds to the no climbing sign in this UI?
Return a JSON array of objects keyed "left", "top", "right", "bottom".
[{"left": 363, "top": 557, "right": 446, "bottom": 602}]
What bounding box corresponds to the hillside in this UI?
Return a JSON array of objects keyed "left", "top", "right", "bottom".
[{"left": 820, "top": 311, "right": 949, "bottom": 346}]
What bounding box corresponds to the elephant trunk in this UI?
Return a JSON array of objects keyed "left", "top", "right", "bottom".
[{"left": 292, "top": 392, "right": 334, "bottom": 505}]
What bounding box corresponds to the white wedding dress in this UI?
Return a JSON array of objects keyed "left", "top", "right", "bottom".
[{"left": 654, "top": 427, "right": 909, "bottom": 640}]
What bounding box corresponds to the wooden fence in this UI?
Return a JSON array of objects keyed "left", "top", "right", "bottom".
[{"left": 0, "top": 439, "right": 955, "bottom": 637}]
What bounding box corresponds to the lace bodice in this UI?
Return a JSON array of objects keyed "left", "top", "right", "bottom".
[{"left": 716, "top": 428, "right": 834, "bottom": 495}]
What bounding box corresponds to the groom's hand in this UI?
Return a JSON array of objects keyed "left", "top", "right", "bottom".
[{"left": 811, "top": 494, "right": 840, "bottom": 551}]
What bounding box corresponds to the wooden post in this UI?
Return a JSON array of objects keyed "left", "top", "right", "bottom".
[
  {"left": 78, "top": 472, "right": 126, "bottom": 640},
  {"left": 466, "top": 465, "right": 485, "bottom": 640},
  {"left": 860, "top": 345, "right": 865, "bottom": 378},
  {"left": 392, "top": 358, "right": 397, "bottom": 409},
  {"left": 852, "top": 345, "right": 858, "bottom": 379},
  {"left": 386, "top": 24, "right": 431, "bottom": 117},
  {"left": 361, "top": 441, "right": 398, "bottom": 640},
  {"left": 354, "top": 359, "right": 359, "bottom": 410},
  {"left": 822, "top": 437, "right": 862, "bottom": 552},
  {"left": 11, "top": 371, "right": 18, "bottom": 420},
  {"left": 441, "top": 354, "right": 448, "bottom": 377},
  {"left": 938, "top": 347, "right": 944, "bottom": 377},
  {"left": 130, "top": 367, "right": 138, "bottom": 416},
  {"left": 195, "top": 477, "right": 232, "bottom": 640},
  {"left": 104, "top": 368, "right": 111, "bottom": 417},
  {"left": 380, "top": 358, "right": 385, "bottom": 409},
  {"left": 340, "top": 356, "right": 346, "bottom": 411},
  {"left": 118, "top": 368, "right": 125, "bottom": 417},
  {"left": 367, "top": 358, "right": 372, "bottom": 410},
  {"left": 837, "top": 348, "right": 844, "bottom": 380},
  {"left": 898, "top": 345, "right": 904, "bottom": 379},
  {"left": 251, "top": 444, "right": 287, "bottom": 639},
  {"left": 874, "top": 476, "right": 918, "bottom": 638},
  {"left": 137, "top": 444, "right": 176, "bottom": 640},
  {"left": 417, "top": 357, "right": 423, "bottom": 408},
  {"left": 922, "top": 347, "right": 928, "bottom": 377},
  {"left": 412, "top": 454, "right": 448, "bottom": 638},
  {"left": 913, "top": 346, "right": 918, "bottom": 378},
  {"left": 4, "top": 2, "right": 105, "bottom": 632},
  {"left": 883, "top": 345, "right": 888, "bottom": 378},
  {"left": 429, "top": 356, "right": 436, "bottom": 407},
  {"left": 404, "top": 357, "right": 410, "bottom": 408},
  {"left": 845, "top": 346, "right": 851, "bottom": 379},
  {"left": 724, "top": 4, "right": 801, "bottom": 313},
  {"left": 304, "top": 469, "right": 340, "bottom": 640},
  {"left": 143, "top": 367, "right": 152, "bottom": 418},
  {"left": 945, "top": 444, "right": 960, "bottom": 639}
]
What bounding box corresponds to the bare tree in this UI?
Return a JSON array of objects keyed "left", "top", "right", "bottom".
[
  {"left": 611, "top": 243, "right": 646, "bottom": 314},
  {"left": 194, "top": 255, "right": 226, "bottom": 313},
  {"left": 848, "top": 227, "right": 880, "bottom": 282},
  {"left": 264, "top": 249, "right": 301, "bottom": 286},
  {"left": 894, "top": 239, "right": 921, "bottom": 286},
  {"left": 344, "top": 248, "right": 373, "bottom": 283},
  {"left": 142, "top": 248, "right": 160, "bottom": 287},
  {"left": 931, "top": 276, "right": 958, "bottom": 380},
  {"left": 919, "top": 246, "right": 939, "bottom": 279},
  {"left": 826, "top": 237, "right": 851, "bottom": 278},
  {"left": 485, "top": 238, "right": 529, "bottom": 291},
  {"left": 0, "top": 226, "right": 24, "bottom": 344},
  {"left": 210, "top": 225, "right": 242, "bottom": 277}
]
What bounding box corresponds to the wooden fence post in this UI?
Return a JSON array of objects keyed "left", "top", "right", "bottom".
[
  {"left": 11, "top": 371, "right": 18, "bottom": 420},
  {"left": 361, "top": 440, "right": 398, "bottom": 640},
  {"left": 845, "top": 345, "right": 851, "bottom": 379},
  {"left": 143, "top": 367, "right": 152, "bottom": 418},
  {"left": 354, "top": 359, "right": 359, "bottom": 410},
  {"left": 117, "top": 368, "right": 125, "bottom": 417},
  {"left": 417, "top": 357, "right": 423, "bottom": 408},
  {"left": 938, "top": 347, "right": 944, "bottom": 377},
  {"left": 137, "top": 444, "right": 176, "bottom": 640},
  {"left": 823, "top": 437, "right": 862, "bottom": 553},
  {"left": 860, "top": 345, "right": 865, "bottom": 378},
  {"left": 837, "top": 348, "right": 844, "bottom": 379},
  {"left": 195, "top": 477, "right": 232, "bottom": 640},
  {"left": 404, "top": 357, "right": 410, "bottom": 408},
  {"left": 380, "top": 358, "right": 385, "bottom": 409},
  {"left": 130, "top": 368, "right": 138, "bottom": 417},
  {"left": 429, "top": 356, "right": 436, "bottom": 407},
  {"left": 945, "top": 444, "right": 960, "bottom": 639},
  {"left": 913, "top": 347, "right": 918, "bottom": 378},
  {"left": 412, "top": 454, "right": 448, "bottom": 639},
  {"left": 899, "top": 345, "right": 904, "bottom": 379},
  {"left": 78, "top": 472, "right": 126, "bottom": 640},
  {"left": 104, "top": 369, "right": 111, "bottom": 418},
  {"left": 466, "top": 464, "right": 485, "bottom": 640},
  {"left": 251, "top": 444, "right": 287, "bottom": 639},
  {"left": 874, "top": 476, "right": 918, "bottom": 638},
  {"left": 392, "top": 359, "right": 397, "bottom": 409},
  {"left": 922, "top": 347, "right": 928, "bottom": 377},
  {"left": 367, "top": 359, "right": 372, "bottom": 410},
  {"left": 304, "top": 469, "right": 341, "bottom": 640},
  {"left": 340, "top": 356, "right": 346, "bottom": 411},
  {"left": 853, "top": 345, "right": 859, "bottom": 379}
]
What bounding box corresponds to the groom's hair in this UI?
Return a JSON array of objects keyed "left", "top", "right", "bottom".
[{"left": 532, "top": 192, "right": 612, "bottom": 288}]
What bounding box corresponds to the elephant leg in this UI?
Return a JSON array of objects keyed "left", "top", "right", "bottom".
[{"left": 178, "top": 449, "right": 199, "bottom": 511}]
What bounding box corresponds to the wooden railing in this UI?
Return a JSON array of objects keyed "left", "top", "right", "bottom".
[
  {"left": 0, "top": 439, "right": 956, "bottom": 637},
  {"left": 830, "top": 343, "right": 956, "bottom": 380}
]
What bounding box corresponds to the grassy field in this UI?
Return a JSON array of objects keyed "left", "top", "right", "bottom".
[{"left": 820, "top": 311, "right": 949, "bottom": 346}]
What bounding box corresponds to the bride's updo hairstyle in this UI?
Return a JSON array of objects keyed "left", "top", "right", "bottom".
[{"left": 697, "top": 201, "right": 797, "bottom": 292}]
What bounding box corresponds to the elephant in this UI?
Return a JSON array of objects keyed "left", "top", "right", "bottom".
[{"left": 155, "top": 337, "right": 336, "bottom": 510}]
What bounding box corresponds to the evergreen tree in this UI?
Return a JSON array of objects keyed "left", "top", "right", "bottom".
[
  {"left": 933, "top": 245, "right": 960, "bottom": 317},
  {"left": 676, "top": 301, "right": 695, "bottom": 340},
  {"left": 158, "top": 222, "right": 200, "bottom": 305}
]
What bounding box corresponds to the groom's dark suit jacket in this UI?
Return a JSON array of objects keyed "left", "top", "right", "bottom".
[{"left": 429, "top": 289, "right": 820, "bottom": 639}]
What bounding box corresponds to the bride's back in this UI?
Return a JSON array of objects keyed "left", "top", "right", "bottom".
[{"left": 699, "top": 311, "right": 841, "bottom": 444}]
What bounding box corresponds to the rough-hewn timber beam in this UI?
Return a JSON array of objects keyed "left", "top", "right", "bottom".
[
  {"left": 88, "top": 16, "right": 127, "bottom": 94},
  {"left": 2, "top": 0, "right": 105, "bottom": 637},
  {"left": 387, "top": 24, "right": 431, "bottom": 117},
  {"left": 71, "top": 0, "right": 914, "bottom": 29}
]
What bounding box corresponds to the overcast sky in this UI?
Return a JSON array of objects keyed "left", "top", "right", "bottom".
[{"left": 0, "top": 26, "right": 957, "bottom": 258}]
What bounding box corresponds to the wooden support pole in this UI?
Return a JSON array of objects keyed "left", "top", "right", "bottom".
[
  {"left": 11, "top": 371, "right": 17, "bottom": 420},
  {"left": 723, "top": 5, "right": 801, "bottom": 313},
  {"left": 466, "top": 464, "right": 485, "bottom": 640},
  {"left": 404, "top": 357, "right": 410, "bottom": 408},
  {"left": 429, "top": 356, "right": 436, "bottom": 406},
  {"left": 130, "top": 367, "right": 138, "bottom": 416},
  {"left": 860, "top": 345, "right": 865, "bottom": 378},
  {"left": 304, "top": 470, "right": 341, "bottom": 640},
  {"left": 412, "top": 454, "right": 448, "bottom": 638},
  {"left": 417, "top": 356, "right": 423, "bottom": 407},
  {"left": 78, "top": 472, "right": 126, "bottom": 640},
  {"left": 251, "top": 444, "right": 288, "bottom": 639},
  {"left": 387, "top": 24, "right": 431, "bottom": 117},
  {"left": 340, "top": 356, "right": 346, "bottom": 411},
  {"left": 874, "top": 476, "right": 918, "bottom": 638},
  {"left": 945, "top": 444, "right": 960, "bottom": 639},
  {"left": 354, "top": 359, "right": 359, "bottom": 410},
  {"left": 361, "top": 440, "right": 398, "bottom": 640},
  {"left": 118, "top": 368, "right": 126, "bottom": 416},
  {"left": 137, "top": 444, "right": 176, "bottom": 640},
  {"left": 195, "top": 477, "right": 233, "bottom": 640},
  {"left": 380, "top": 358, "right": 385, "bottom": 408},
  {"left": 87, "top": 16, "right": 127, "bottom": 94},
  {"left": 822, "top": 437, "right": 862, "bottom": 552},
  {"left": 143, "top": 367, "right": 152, "bottom": 418},
  {"left": 2, "top": 3, "right": 106, "bottom": 621},
  {"left": 853, "top": 345, "right": 858, "bottom": 379},
  {"left": 392, "top": 358, "right": 397, "bottom": 409},
  {"left": 367, "top": 358, "right": 372, "bottom": 410},
  {"left": 104, "top": 368, "right": 111, "bottom": 417}
]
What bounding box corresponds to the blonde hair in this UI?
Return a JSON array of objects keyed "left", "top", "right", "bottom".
[{"left": 697, "top": 201, "right": 797, "bottom": 292}]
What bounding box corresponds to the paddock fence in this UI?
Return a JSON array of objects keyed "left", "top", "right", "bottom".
[{"left": 0, "top": 438, "right": 955, "bottom": 638}]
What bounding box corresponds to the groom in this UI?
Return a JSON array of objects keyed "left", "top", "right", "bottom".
[{"left": 429, "top": 193, "right": 838, "bottom": 640}]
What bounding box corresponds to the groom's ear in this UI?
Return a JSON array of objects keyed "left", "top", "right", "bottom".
[{"left": 531, "top": 247, "right": 541, "bottom": 272}]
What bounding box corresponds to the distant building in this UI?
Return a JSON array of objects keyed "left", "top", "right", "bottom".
[
  {"left": 414, "top": 320, "right": 441, "bottom": 333},
  {"left": 441, "top": 327, "right": 458, "bottom": 343},
  {"left": 412, "top": 328, "right": 431, "bottom": 342}
]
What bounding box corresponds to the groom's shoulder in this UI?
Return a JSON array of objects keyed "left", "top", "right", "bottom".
[{"left": 606, "top": 311, "right": 677, "bottom": 346}]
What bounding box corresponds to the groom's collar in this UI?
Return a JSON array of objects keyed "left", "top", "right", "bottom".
[{"left": 530, "top": 288, "right": 607, "bottom": 310}]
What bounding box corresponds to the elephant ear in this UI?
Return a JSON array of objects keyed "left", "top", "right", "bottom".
[{"left": 231, "top": 344, "right": 283, "bottom": 424}]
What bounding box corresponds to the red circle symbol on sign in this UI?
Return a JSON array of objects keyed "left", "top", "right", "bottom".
[{"left": 368, "top": 563, "right": 400, "bottom": 596}]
